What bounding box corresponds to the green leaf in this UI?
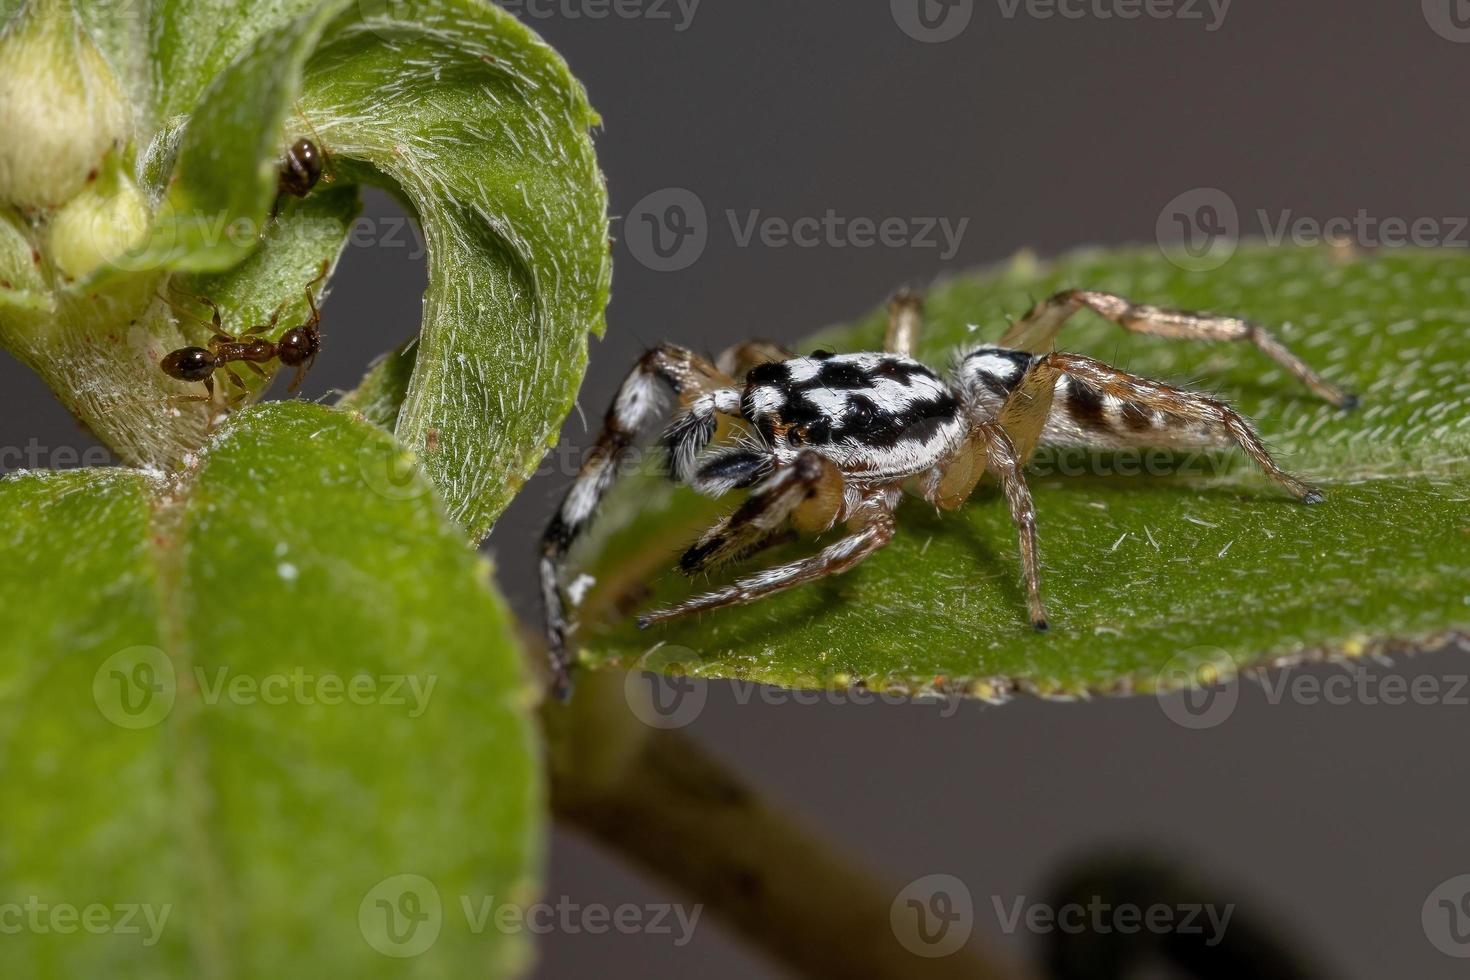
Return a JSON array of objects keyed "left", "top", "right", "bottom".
[
  {"left": 4, "top": 0, "right": 610, "bottom": 539},
  {"left": 148, "top": 0, "right": 323, "bottom": 124},
  {"left": 0, "top": 403, "right": 541, "bottom": 977},
  {"left": 133, "top": 1, "right": 345, "bottom": 271},
  {"left": 569, "top": 245, "right": 1470, "bottom": 698},
  {"left": 136, "top": 0, "right": 611, "bottom": 537},
  {"left": 307, "top": 0, "right": 612, "bottom": 539}
]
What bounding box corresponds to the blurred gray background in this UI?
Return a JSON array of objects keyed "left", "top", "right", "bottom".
[{"left": 7, "top": 1, "right": 1470, "bottom": 976}]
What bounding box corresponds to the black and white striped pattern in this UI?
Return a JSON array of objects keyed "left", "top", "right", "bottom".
[{"left": 743, "top": 352, "right": 966, "bottom": 477}]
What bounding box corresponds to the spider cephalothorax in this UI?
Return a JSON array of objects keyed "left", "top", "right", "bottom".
[{"left": 540, "top": 288, "right": 1355, "bottom": 698}]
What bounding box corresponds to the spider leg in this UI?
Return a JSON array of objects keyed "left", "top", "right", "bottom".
[
  {"left": 717, "top": 339, "right": 796, "bottom": 380},
  {"left": 994, "top": 357, "right": 1063, "bottom": 463},
  {"left": 884, "top": 289, "right": 923, "bottom": 357},
  {"left": 638, "top": 504, "right": 895, "bottom": 629},
  {"left": 539, "top": 344, "right": 737, "bottom": 699},
  {"left": 680, "top": 451, "right": 843, "bottom": 576},
  {"left": 1001, "top": 288, "right": 1356, "bottom": 409},
  {"left": 927, "top": 420, "right": 1050, "bottom": 630},
  {"left": 1038, "top": 351, "right": 1324, "bottom": 503}
]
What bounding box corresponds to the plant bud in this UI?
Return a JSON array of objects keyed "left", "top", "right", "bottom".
[
  {"left": 47, "top": 155, "right": 148, "bottom": 280},
  {"left": 0, "top": 0, "right": 132, "bottom": 210}
]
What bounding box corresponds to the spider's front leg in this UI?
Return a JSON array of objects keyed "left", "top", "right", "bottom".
[
  {"left": 1001, "top": 288, "right": 1357, "bottom": 410},
  {"left": 540, "top": 344, "right": 738, "bottom": 698},
  {"left": 638, "top": 453, "right": 895, "bottom": 627},
  {"left": 678, "top": 450, "right": 844, "bottom": 576}
]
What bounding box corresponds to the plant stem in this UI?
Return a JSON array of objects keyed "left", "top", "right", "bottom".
[{"left": 546, "top": 671, "right": 1025, "bottom": 980}]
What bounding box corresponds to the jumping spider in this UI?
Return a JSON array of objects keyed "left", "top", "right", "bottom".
[
  {"left": 159, "top": 261, "right": 328, "bottom": 404},
  {"left": 540, "top": 288, "right": 1355, "bottom": 697}
]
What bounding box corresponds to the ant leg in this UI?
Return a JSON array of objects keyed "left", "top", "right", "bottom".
[
  {"left": 303, "top": 259, "right": 329, "bottom": 325},
  {"left": 160, "top": 291, "right": 223, "bottom": 333},
  {"left": 167, "top": 375, "right": 216, "bottom": 406},
  {"left": 1000, "top": 288, "right": 1356, "bottom": 409}
]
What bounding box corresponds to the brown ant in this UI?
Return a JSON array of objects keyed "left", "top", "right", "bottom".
[
  {"left": 160, "top": 261, "right": 328, "bottom": 403},
  {"left": 269, "top": 128, "right": 334, "bottom": 221}
]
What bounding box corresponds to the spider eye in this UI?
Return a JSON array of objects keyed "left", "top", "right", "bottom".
[{"left": 844, "top": 401, "right": 875, "bottom": 428}]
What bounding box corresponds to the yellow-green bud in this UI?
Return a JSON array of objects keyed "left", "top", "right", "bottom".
[
  {"left": 47, "top": 155, "right": 148, "bottom": 280},
  {"left": 0, "top": 0, "right": 132, "bottom": 210}
]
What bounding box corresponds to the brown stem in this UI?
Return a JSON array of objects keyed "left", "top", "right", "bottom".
[{"left": 545, "top": 671, "right": 1026, "bottom": 980}]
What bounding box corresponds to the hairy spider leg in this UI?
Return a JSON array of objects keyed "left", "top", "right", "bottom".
[
  {"left": 678, "top": 450, "right": 844, "bottom": 576},
  {"left": 956, "top": 346, "right": 1324, "bottom": 503},
  {"left": 1001, "top": 288, "right": 1357, "bottom": 409},
  {"left": 639, "top": 500, "right": 896, "bottom": 629},
  {"left": 539, "top": 344, "right": 737, "bottom": 698}
]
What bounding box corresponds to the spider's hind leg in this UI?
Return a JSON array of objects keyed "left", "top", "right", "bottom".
[{"left": 1002, "top": 288, "right": 1356, "bottom": 410}]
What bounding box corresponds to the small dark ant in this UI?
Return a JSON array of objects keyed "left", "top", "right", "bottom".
[
  {"left": 269, "top": 135, "right": 333, "bottom": 220},
  {"left": 160, "top": 261, "right": 328, "bottom": 403}
]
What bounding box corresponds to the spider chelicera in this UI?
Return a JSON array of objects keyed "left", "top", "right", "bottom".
[{"left": 540, "top": 287, "right": 1355, "bottom": 698}]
